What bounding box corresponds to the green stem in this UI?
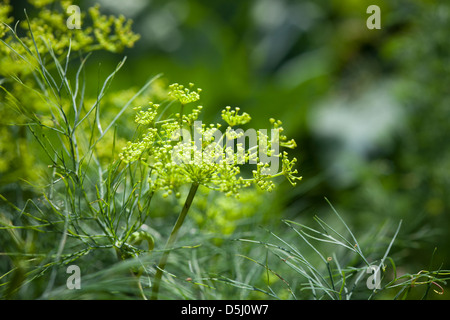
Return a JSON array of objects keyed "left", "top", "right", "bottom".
[
  {"left": 151, "top": 182, "right": 199, "bottom": 300},
  {"left": 179, "top": 103, "right": 184, "bottom": 132}
]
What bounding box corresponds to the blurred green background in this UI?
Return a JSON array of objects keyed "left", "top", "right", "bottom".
[{"left": 1, "top": 0, "right": 449, "bottom": 298}]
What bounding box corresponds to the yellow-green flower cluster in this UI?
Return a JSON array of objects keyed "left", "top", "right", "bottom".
[
  {"left": 119, "top": 82, "right": 302, "bottom": 198},
  {"left": 252, "top": 163, "right": 276, "bottom": 192},
  {"left": 221, "top": 106, "right": 251, "bottom": 127},
  {"left": 119, "top": 128, "right": 159, "bottom": 163},
  {"left": 89, "top": 5, "right": 140, "bottom": 53},
  {"left": 270, "top": 118, "right": 297, "bottom": 149},
  {"left": 281, "top": 151, "right": 301, "bottom": 186},
  {"left": 178, "top": 105, "right": 203, "bottom": 126},
  {"left": 0, "top": 1, "right": 13, "bottom": 38},
  {"left": 168, "top": 83, "right": 202, "bottom": 105},
  {"left": 134, "top": 102, "right": 160, "bottom": 125},
  {"left": 0, "top": 1, "right": 140, "bottom": 64}
]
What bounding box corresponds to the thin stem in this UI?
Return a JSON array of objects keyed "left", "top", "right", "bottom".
[
  {"left": 151, "top": 182, "right": 199, "bottom": 300},
  {"left": 137, "top": 277, "right": 147, "bottom": 300},
  {"left": 179, "top": 103, "right": 184, "bottom": 132}
]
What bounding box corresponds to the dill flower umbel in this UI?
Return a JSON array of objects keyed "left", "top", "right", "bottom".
[{"left": 119, "top": 82, "right": 301, "bottom": 198}]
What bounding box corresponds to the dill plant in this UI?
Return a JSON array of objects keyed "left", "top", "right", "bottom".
[
  {"left": 0, "top": 1, "right": 447, "bottom": 301},
  {"left": 118, "top": 81, "right": 301, "bottom": 299},
  {"left": 0, "top": 0, "right": 140, "bottom": 186},
  {"left": 0, "top": 2, "right": 301, "bottom": 299},
  {"left": 0, "top": 1, "right": 152, "bottom": 299}
]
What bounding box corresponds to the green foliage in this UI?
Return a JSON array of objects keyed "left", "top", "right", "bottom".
[
  {"left": 0, "top": 2, "right": 301, "bottom": 299},
  {"left": 0, "top": 0, "right": 139, "bottom": 185},
  {"left": 0, "top": 0, "right": 448, "bottom": 301},
  {"left": 236, "top": 202, "right": 450, "bottom": 300},
  {"left": 0, "top": 5, "right": 154, "bottom": 297}
]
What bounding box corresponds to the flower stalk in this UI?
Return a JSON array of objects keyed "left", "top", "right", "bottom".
[{"left": 151, "top": 181, "right": 200, "bottom": 300}]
